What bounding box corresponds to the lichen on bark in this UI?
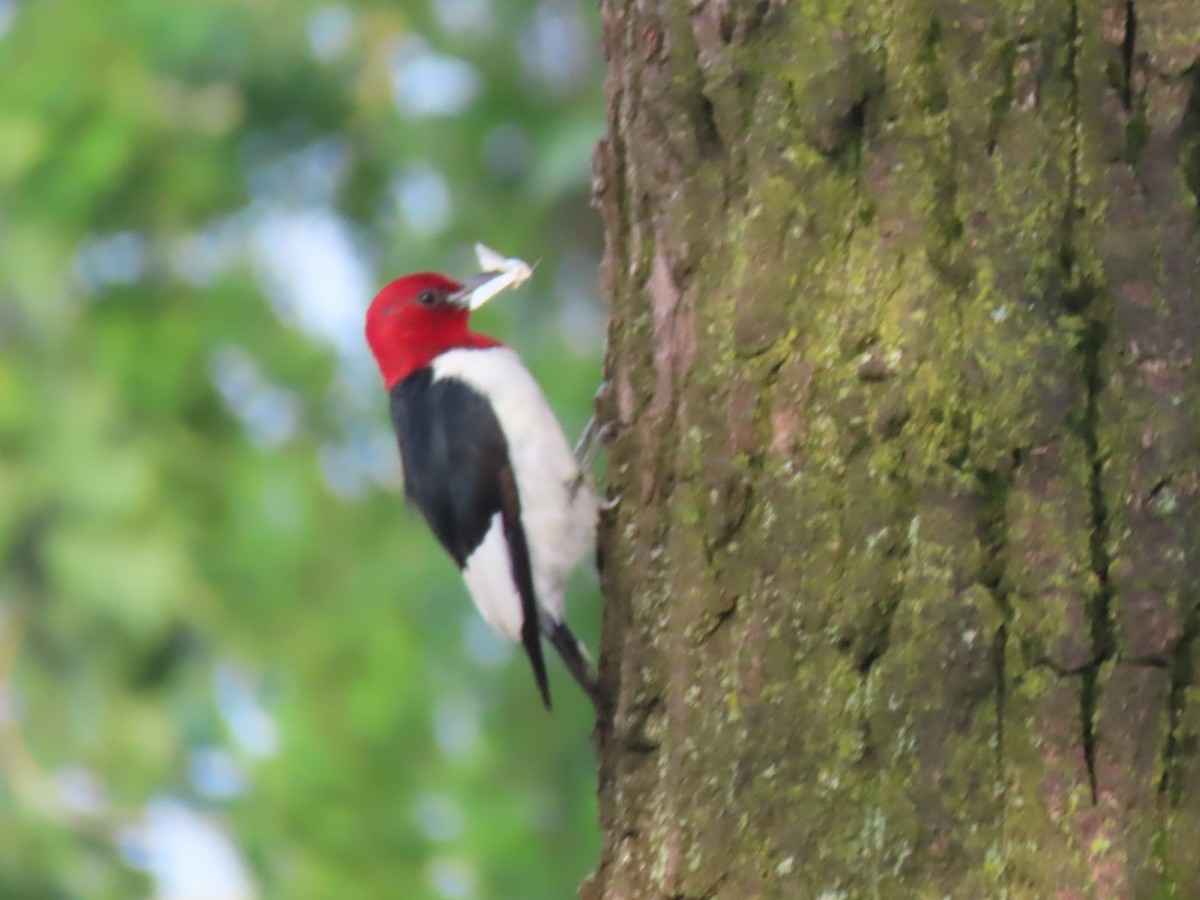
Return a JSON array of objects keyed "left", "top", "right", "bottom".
[{"left": 585, "top": 0, "right": 1200, "bottom": 896}]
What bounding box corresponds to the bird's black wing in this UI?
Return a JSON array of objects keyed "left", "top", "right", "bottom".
[{"left": 389, "top": 368, "right": 551, "bottom": 707}]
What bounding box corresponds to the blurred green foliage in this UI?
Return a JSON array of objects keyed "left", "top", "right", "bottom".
[{"left": 0, "top": 0, "right": 607, "bottom": 896}]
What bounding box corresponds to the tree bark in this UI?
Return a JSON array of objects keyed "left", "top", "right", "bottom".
[{"left": 584, "top": 0, "right": 1200, "bottom": 895}]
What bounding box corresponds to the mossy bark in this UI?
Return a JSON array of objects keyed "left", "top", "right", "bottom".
[{"left": 584, "top": 0, "right": 1200, "bottom": 895}]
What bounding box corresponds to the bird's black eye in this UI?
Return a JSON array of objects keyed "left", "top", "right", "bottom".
[{"left": 416, "top": 289, "right": 441, "bottom": 307}]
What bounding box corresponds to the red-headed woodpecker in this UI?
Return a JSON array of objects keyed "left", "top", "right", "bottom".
[{"left": 365, "top": 250, "right": 603, "bottom": 713}]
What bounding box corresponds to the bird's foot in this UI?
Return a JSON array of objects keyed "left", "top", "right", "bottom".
[{"left": 573, "top": 415, "right": 619, "bottom": 470}]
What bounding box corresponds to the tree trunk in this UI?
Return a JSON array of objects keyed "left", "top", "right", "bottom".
[{"left": 584, "top": 0, "right": 1200, "bottom": 895}]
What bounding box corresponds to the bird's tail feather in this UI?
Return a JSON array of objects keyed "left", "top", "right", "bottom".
[{"left": 546, "top": 620, "right": 608, "bottom": 717}]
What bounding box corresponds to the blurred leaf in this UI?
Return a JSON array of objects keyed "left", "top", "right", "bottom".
[{"left": 0, "top": 0, "right": 605, "bottom": 895}]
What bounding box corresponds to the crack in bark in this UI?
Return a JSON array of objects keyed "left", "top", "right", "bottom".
[
  {"left": 917, "top": 15, "right": 973, "bottom": 469},
  {"left": 839, "top": 92, "right": 870, "bottom": 265},
  {"left": 667, "top": 879, "right": 726, "bottom": 900},
  {"left": 1079, "top": 668, "right": 1101, "bottom": 802},
  {"left": 695, "top": 597, "right": 738, "bottom": 645},
  {"left": 993, "top": 623, "right": 1007, "bottom": 781},
  {"left": 1159, "top": 592, "right": 1199, "bottom": 802},
  {"left": 975, "top": 460, "right": 1018, "bottom": 784},
  {"left": 619, "top": 695, "right": 665, "bottom": 756},
  {"left": 854, "top": 477, "right": 914, "bottom": 678},
  {"left": 1119, "top": 0, "right": 1150, "bottom": 165},
  {"left": 1120, "top": 0, "right": 1137, "bottom": 111},
  {"left": 855, "top": 582, "right": 901, "bottom": 677},
  {"left": 986, "top": 38, "right": 1022, "bottom": 156},
  {"left": 695, "top": 94, "right": 724, "bottom": 159},
  {"left": 1062, "top": 0, "right": 1116, "bottom": 805},
  {"left": 1078, "top": 316, "right": 1114, "bottom": 805},
  {"left": 1060, "top": 0, "right": 1081, "bottom": 279},
  {"left": 1183, "top": 64, "right": 1200, "bottom": 211}
]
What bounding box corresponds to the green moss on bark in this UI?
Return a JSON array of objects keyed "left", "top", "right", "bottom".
[{"left": 585, "top": 0, "right": 1200, "bottom": 896}]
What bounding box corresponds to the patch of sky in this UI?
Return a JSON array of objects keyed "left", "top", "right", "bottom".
[
  {"left": 307, "top": 5, "right": 354, "bottom": 61},
  {"left": 250, "top": 207, "right": 372, "bottom": 362},
  {"left": 54, "top": 766, "right": 107, "bottom": 817},
  {"left": 75, "top": 232, "right": 147, "bottom": 293},
  {"left": 389, "top": 37, "right": 481, "bottom": 118},
  {"left": 482, "top": 123, "right": 532, "bottom": 179},
  {"left": 554, "top": 246, "right": 606, "bottom": 353},
  {"left": 243, "top": 134, "right": 349, "bottom": 208},
  {"left": 319, "top": 441, "right": 371, "bottom": 500},
  {"left": 432, "top": 0, "right": 493, "bottom": 40},
  {"left": 0, "top": 0, "right": 14, "bottom": 40},
  {"left": 428, "top": 855, "right": 476, "bottom": 900},
  {"left": 432, "top": 693, "right": 481, "bottom": 759},
  {"left": 208, "top": 345, "right": 301, "bottom": 449},
  {"left": 189, "top": 748, "right": 248, "bottom": 802},
  {"left": 519, "top": 0, "right": 592, "bottom": 95},
  {"left": 169, "top": 214, "right": 251, "bottom": 288},
  {"left": 392, "top": 164, "right": 453, "bottom": 237},
  {"left": 213, "top": 661, "right": 278, "bottom": 760},
  {"left": 464, "top": 614, "right": 511, "bottom": 668},
  {"left": 122, "top": 798, "right": 257, "bottom": 900},
  {"left": 413, "top": 791, "right": 465, "bottom": 842}
]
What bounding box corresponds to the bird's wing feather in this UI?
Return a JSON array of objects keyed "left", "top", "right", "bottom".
[
  {"left": 495, "top": 463, "right": 551, "bottom": 708},
  {"left": 388, "top": 368, "right": 552, "bottom": 707}
]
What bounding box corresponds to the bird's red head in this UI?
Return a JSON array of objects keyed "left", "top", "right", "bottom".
[{"left": 365, "top": 273, "right": 500, "bottom": 388}]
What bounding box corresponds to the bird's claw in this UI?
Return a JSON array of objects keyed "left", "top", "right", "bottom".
[{"left": 574, "top": 415, "right": 618, "bottom": 469}]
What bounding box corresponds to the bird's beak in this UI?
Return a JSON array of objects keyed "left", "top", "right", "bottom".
[{"left": 448, "top": 272, "right": 505, "bottom": 310}]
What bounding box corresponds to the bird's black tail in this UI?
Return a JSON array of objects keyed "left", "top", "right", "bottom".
[{"left": 546, "top": 620, "right": 608, "bottom": 717}]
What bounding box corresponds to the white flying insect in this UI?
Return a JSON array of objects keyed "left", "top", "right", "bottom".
[{"left": 457, "top": 243, "right": 534, "bottom": 310}]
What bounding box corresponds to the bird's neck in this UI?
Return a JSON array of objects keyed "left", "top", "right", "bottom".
[{"left": 382, "top": 330, "right": 504, "bottom": 389}]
